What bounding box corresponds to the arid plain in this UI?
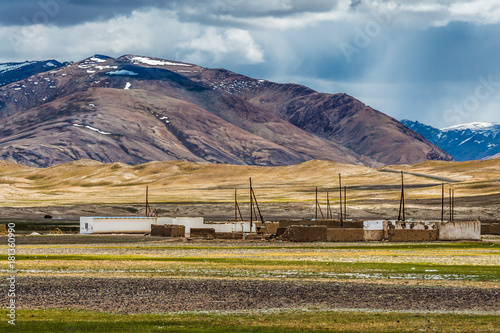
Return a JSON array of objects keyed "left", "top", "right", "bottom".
[
  {"left": 0, "top": 158, "right": 499, "bottom": 221},
  {"left": 1, "top": 158, "right": 499, "bottom": 332}
]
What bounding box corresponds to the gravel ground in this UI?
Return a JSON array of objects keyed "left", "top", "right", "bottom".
[{"left": 10, "top": 277, "right": 500, "bottom": 314}]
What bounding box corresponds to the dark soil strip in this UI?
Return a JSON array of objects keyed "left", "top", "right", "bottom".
[{"left": 10, "top": 277, "right": 500, "bottom": 314}]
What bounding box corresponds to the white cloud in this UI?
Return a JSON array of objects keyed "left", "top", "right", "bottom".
[
  {"left": 219, "top": 0, "right": 500, "bottom": 29},
  {"left": 449, "top": 0, "right": 500, "bottom": 24},
  {"left": 0, "top": 8, "right": 264, "bottom": 66},
  {"left": 370, "top": 1, "right": 500, "bottom": 27},
  {"left": 163, "top": 0, "right": 500, "bottom": 30},
  {"left": 178, "top": 27, "right": 264, "bottom": 64}
]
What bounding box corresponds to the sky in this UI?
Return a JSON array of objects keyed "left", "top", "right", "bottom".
[{"left": 0, "top": 0, "right": 499, "bottom": 128}]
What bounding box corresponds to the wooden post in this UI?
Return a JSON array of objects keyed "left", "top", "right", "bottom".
[
  {"left": 250, "top": 177, "right": 253, "bottom": 231},
  {"left": 339, "top": 174, "right": 343, "bottom": 225},
  {"left": 449, "top": 186, "right": 452, "bottom": 222},
  {"left": 344, "top": 185, "right": 347, "bottom": 221},
  {"left": 398, "top": 172, "right": 405, "bottom": 221},
  {"left": 145, "top": 186, "right": 149, "bottom": 217},
  {"left": 315, "top": 186, "right": 318, "bottom": 220},
  {"left": 402, "top": 172, "right": 405, "bottom": 221},
  {"left": 452, "top": 188, "right": 455, "bottom": 222},
  {"left": 326, "top": 191, "right": 330, "bottom": 220},
  {"left": 441, "top": 183, "right": 444, "bottom": 223}
]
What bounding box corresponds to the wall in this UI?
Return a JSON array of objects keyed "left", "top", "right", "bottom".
[
  {"left": 363, "top": 221, "right": 384, "bottom": 231},
  {"left": 436, "top": 221, "right": 481, "bottom": 241},
  {"left": 383, "top": 220, "right": 479, "bottom": 241},
  {"left": 265, "top": 222, "right": 280, "bottom": 235},
  {"left": 80, "top": 217, "right": 94, "bottom": 234},
  {"left": 481, "top": 222, "right": 500, "bottom": 235},
  {"left": 158, "top": 217, "right": 254, "bottom": 234},
  {"left": 287, "top": 226, "right": 327, "bottom": 242},
  {"left": 490, "top": 223, "right": 500, "bottom": 235},
  {"left": 387, "top": 221, "right": 436, "bottom": 230},
  {"left": 364, "top": 230, "right": 384, "bottom": 241},
  {"left": 388, "top": 229, "right": 438, "bottom": 242},
  {"left": 151, "top": 225, "right": 185, "bottom": 237},
  {"left": 214, "top": 232, "right": 244, "bottom": 240},
  {"left": 190, "top": 228, "right": 215, "bottom": 238},
  {"left": 80, "top": 217, "right": 157, "bottom": 234},
  {"left": 279, "top": 220, "right": 341, "bottom": 228},
  {"left": 327, "top": 228, "right": 364, "bottom": 242},
  {"left": 151, "top": 224, "right": 164, "bottom": 236}
]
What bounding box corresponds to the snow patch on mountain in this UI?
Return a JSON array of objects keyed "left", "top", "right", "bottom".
[
  {"left": 130, "top": 56, "right": 191, "bottom": 67},
  {"left": 73, "top": 123, "right": 111, "bottom": 135},
  {"left": 441, "top": 122, "right": 500, "bottom": 133},
  {"left": 90, "top": 57, "right": 107, "bottom": 63},
  {"left": 107, "top": 70, "right": 138, "bottom": 76}
]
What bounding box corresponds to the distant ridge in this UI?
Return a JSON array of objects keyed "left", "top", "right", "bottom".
[
  {"left": 401, "top": 119, "right": 500, "bottom": 161},
  {"left": 0, "top": 60, "right": 67, "bottom": 87}
]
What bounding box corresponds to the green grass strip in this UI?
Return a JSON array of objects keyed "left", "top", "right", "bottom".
[
  {"left": 13, "top": 241, "right": 498, "bottom": 251},
  {"left": 6, "top": 254, "right": 500, "bottom": 281},
  {"left": 0, "top": 309, "right": 498, "bottom": 333}
]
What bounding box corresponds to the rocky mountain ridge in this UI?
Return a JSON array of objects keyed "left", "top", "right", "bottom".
[
  {"left": 0, "top": 54, "right": 452, "bottom": 167},
  {"left": 0, "top": 60, "right": 66, "bottom": 87},
  {"left": 401, "top": 120, "right": 500, "bottom": 161}
]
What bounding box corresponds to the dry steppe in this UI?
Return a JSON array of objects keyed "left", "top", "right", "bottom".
[
  {"left": 1, "top": 158, "right": 499, "bottom": 331},
  {"left": 0, "top": 158, "right": 499, "bottom": 220}
]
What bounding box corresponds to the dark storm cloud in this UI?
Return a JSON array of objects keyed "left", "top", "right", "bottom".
[
  {"left": 0, "top": 0, "right": 173, "bottom": 26},
  {"left": 0, "top": 0, "right": 499, "bottom": 127},
  {"left": 0, "top": 0, "right": 339, "bottom": 27}
]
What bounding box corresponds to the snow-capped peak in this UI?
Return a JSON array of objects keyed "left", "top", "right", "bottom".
[
  {"left": 0, "top": 61, "right": 36, "bottom": 73},
  {"left": 441, "top": 122, "right": 499, "bottom": 132}
]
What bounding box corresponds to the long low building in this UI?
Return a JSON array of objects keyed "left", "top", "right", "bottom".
[
  {"left": 80, "top": 217, "right": 157, "bottom": 234},
  {"left": 80, "top": 216, "right": 255, "bottom": 234}
]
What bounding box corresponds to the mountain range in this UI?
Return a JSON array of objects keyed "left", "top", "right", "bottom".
[
  {"left": 0, "top": 60, "right": 66, "bottom": 87},
  {"left": 401, "top": 120, "right": 500, "bottom": 161},
  {"left": 0, "top": 54, "right": 452, "bottom": 168}
]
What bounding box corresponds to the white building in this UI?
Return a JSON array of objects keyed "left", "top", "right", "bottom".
[
  {"left": 80, "top": 216, "right": 255, "bottom": 234},
  {"left": 80, "top": 217, "right": 157, "bottom": 234}
]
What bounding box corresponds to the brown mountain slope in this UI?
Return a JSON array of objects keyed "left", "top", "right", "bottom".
[
  {"left": 0, "top": 54, "right": 451, "bottom": 167},
  {"left": 180, "top": 68, "right": 451, "bottom": 165}
]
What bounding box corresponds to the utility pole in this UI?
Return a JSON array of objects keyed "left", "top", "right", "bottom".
[
  {"left": 452, "top": 187, "right": 455, "bottom": 222},
  {"left": 249, "top": 178, "right": 264, "bottom": 231},
  {"left": 326, "top": 191, "right": 331, "bottom": 220},
  {"left": 250, "top": 178, "right": 253, "bottom": 231},
  {"left": 344, "top": 185, "right": 347, "bottom": 221},
  {"left": 251, "top": 182, "right": 264, "bottom": 224},
  {"left": 339, "top": 174, "right": 343, "bottom": 225},
  {"left": 441, "top": 183, "right": 444, "bottom": 223},
  {"left": 234, "top": 189, "right": 243, "bottom": 221},
  {"left": 314, "top": 186, "right": 324, "bottom": 220},
  {"left": 449, "top": 186, "right": 452, "bottom": 222},
  {"left": 315, "top": 187, "right": 318, "bottom": 220},
  {"left": 145, "top": 186, "right": 150, "bottom": 217},
  {"left": 398, "top": 172, "right": 405, "bottom": 221}
]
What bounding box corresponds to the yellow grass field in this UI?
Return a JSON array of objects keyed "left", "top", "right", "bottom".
[{"left": 1, "top": 158, "right": 499, "bottom": 220}]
